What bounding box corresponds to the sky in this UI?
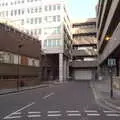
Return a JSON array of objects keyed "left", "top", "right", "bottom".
[{"left": 67, "top": 0, "right": 98, "bottom": 20}]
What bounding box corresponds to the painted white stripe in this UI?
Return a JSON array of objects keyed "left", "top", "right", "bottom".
[
  {"left": 106, "top": 114, "right": 120, "bottom": 117},
  {"left": 87, "top": 113, "right": 100, "bottom": 116},
  {"left": 28, "top": 112, "right": 41, "bottom": 114},
  {"left": 85, "top": 110, "right": 98, "bottom": 113},
  {"left": 43, "top": 92, "right": 54, "bottom": 99},
  {"left": 66, "top": 110, "right": 80, "bottom": 113},
  {"left": 4, "top": 116, "right": 21, "bottom": 119},
  {"left": 11, "top": 112, "right": 21, "bottom": 115},
  {"left": 4, "top": 102, "right": 35, "bottom": 119},
  {"left": 48, "top": 114, "right": 62, "bottom": 117},
  {"left": 27, "top": 115, "right": 41, "bottom": 118},
  {"left": 67, "top": 114, "right": 81, "bottom": 116},
  {"left": 103, "top": 110, "right": 117, "bottom": 113},
  {"left": 48, "top": 111, "right": 60, "bottom": 113}
]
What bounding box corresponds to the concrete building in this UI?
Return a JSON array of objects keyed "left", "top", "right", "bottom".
[
  {"left": 0, "top": 23, "right": 42, "bottom": 88},
  {"left": 0, "top": 0, "right": 72, "bottom": 82},
  {"left": 70, "top": 18, "right": 97, "bottom": 80},
  {"left": 97, "top": 0, "right": 120, "bottom": 85}
]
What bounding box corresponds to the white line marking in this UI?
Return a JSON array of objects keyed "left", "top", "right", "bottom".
[
  {"left": 85, "top": 110, "right": 98, "bottom": 113},
  {"left": 48, "top": 111, "right": 60, "bottom": 113},
  {"left": 106, "top": 114, "right": 120, "bottom": 117},
  {"left": 87, "top": 113, "right": 100, "bottom": 116},
  {"left": 28, "top": 112, "right": 41, "bottom": 114},
  {"left": 11, "top": 112, "right": 21, "bottom": 115},
  {"left": 103, "top": 110, "right": 117, "bottom": 113},
  {"left": 4, "top": 116, "right": 21, "bottom": 119},
  {"left": 67, "top": 114, "right": 81, "bottom": 116},
  {"left": 3, "top": 102, "right": 35, "bottom": 119},
  {"left": 66, "top": 110, "right": 80, "bottom": 113},
  {"left": 43, "top": 92, "right": 54, "bottom": 99},
  {"left": 27, "top": 115, "right": 41, "bottom": 118},
  {"left": 48, "top": 114, "right": 62, "bottom": 117}
]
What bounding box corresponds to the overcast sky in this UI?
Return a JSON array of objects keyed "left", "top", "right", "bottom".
[{"left": 67, "top": 0, "right": 98, "bottom": 20}]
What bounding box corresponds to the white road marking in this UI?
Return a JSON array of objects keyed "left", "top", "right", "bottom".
[
  {"left": 28, "top": 111, "right": 41, "bottom": 114},
  {"left": 87, "top": 113, "right": 100, "bottom": 116},
  {"left": 4, "top": 116, "right": 21, "bottom": 119},
  {"left": 106, "top": 114, "right": 120, "bottom": 117},
  {"left": 48, "top": 111, "right": 60, "bottom": 113},
  {"left": 11, "top": 112, "right": 21, "bottom": 115},
  {"left": 66, "top": 110, "right": 80, "bottom": 113},
  {"left": 3, "top": 102, "right": 35, "bottom": 119},
  {"left": 27, "top": 115, "right": 41, "bottom": 118},
  {"left": 85, "top": 110, "right": 98, "bottom": 113},
  {"left": 103, "top": 110, "right": 117, "bottom": 113},
  {"left": 67, "top": 114, "right": 81, "bottom": 116},
  {"left": 48, "top": 114, "right": 62, "bottom": 117},
  {"left": 43, "top": 92, "right": 54, "bottom": 99}
]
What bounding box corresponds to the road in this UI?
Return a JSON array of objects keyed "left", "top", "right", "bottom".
[{"left": 0, "top": 81, "right": 120, "bottom": 120}]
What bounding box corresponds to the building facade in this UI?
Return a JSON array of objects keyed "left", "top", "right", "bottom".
[
  {"left": 70, "top": 18, "right": 97, "bottom": 80},
  {"left": 0, "top": 0, "right": 72, "bottom": 82},
  {"left": 0, "top": 23, "right": 42, "bottom": 88},
  {"left": 97, "top": 0, "right": 120, "bottom": 87}
]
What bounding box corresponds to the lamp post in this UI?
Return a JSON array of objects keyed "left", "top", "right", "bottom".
[{"left": 17, "top": 42, "right": 23, "bottom": 91}]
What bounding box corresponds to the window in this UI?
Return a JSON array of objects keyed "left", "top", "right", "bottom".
[
  {"left": 35, "top": 18, "right": 38, "bottom": 24},
  {"left": 21, "top": 19, "right": 24, "bottom": 25},
  {"left": 57, "top": 4, "right": 60, "bottom": 10},
  {"left": 57, "top": 15, "right": 60, "bottom": 21},
  {"left": 11, "top": 10, "right": 13, "bottom": 16},
  {"left": 31, "top": 18, "right": 33, "bottom": 24},
  {"left": 39, "top": 7, "right": 42, "bottom": 12},
  {"left": 18, "top": 9, "right": 21, "bottom": 15},
  {"left": 39, "top": 18, "right": 42, "bottom": 23},
  {"left": 53, "top": 5, "right": 56, "bottom": 10},
  {"left": 14, "top": 10, "right": 17, "bottom": 16}
]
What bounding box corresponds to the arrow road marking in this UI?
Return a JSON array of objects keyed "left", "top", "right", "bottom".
[{"left": 42, "top": 92, "right": 54, "bottom": 99}]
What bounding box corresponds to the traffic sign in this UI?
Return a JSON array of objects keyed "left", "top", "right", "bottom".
[{"left": 108, "top": 58, "right": 116, "bottom": 67}]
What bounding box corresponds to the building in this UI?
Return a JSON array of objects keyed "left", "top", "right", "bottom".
[
  {"left": 97, "top": 0, "right": 120, "bottom": 88},
  {"left": 0, "top": 0, "right": 72, "bottom": 82},
  {"left": 0, "top": 23, "right": 42, "bottom": 89},
  {"left": 70, "top": 18, "right": 97, "bottom": 80}
]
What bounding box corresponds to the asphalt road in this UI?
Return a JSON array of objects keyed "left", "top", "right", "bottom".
[{"left": 0, "top": 81, "right": 120, "bottom": 120}]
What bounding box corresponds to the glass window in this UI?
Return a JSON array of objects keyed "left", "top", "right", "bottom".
[
  {"left": 39, "top": 7, "right": 42, "bottom": 12},
  {"left": 53, "top": 5, "right": 56, "bottom": 10},
  {"left": 35, "top": 18, "right": 37, "bottom": 24},
  {"left": 49, "top": 5, "right": 51, "bottom": 11},
  {"left": 57, "top": 4, "right": 60, "bottom": 10},
  {"left": 14, "top": 10, "right": 17, "bottom": 16},
  {"left": 31, "top": 18, "right": 33, "bottom": 24},
  {"left": 53, "top": 16, "right": 56, "bottom": 22},
  {"left": 45, "top": 6, "right": 48, "bottom": 11},
  {"left": 39, "top": 17, "right": 41, "bottom": 23},
  {"left": 57, "top": 15, "right": 60, "bottom": 22}
]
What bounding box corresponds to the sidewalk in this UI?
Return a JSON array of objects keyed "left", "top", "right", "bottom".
[
  {"left": 0, "top": 80, "right": 63, "bottom": 95},
  {"left": 91, "top": 79, "right": 120, "bottom": 111}
]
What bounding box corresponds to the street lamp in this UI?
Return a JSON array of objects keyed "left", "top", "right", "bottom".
[{"left": 17, "top": 41, "right": 23, "bottom": 91}]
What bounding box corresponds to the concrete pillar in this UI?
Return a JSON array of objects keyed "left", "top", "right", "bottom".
[
  {"left": 66, "top": 59, "right": 69, "bottom": 79},
  {"left": 63, "top": 58, "right": 67, "bottom": 81},
  {"left": 59, "top": 53, "right": 63, "bottom": 82}
]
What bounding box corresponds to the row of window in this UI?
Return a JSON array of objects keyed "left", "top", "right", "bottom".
[
  {"left": 0, "top": 51, "right": 39, "bottom": 67},
  {"left": 44, "top": 4, "right": 61, "bottom": 12},
  {"left": 0, "top": 0, "right": 42, "bottom": 6},
  {"left": 44, "top": 15, "right": 60, "bottom": 23},
  {"left": 0, "top": 7, "right": 42, "bottom": 17},
  {"left": 26, "top": 29, "right": 42, "bottom": 36},
  {"left": 44, "top": 27, "right": 61, "bottom": 35},
  {"left": 26, "top": 17, "right": 42, "bottom": 24},
  {"left": 44, "top": 39, "right": 61, "bottom": 47}
]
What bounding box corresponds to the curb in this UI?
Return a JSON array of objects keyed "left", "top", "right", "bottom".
[
  {"left": 0, "top": 81, "right": 65, "bottom": 96},
  {"left": 90, "top": 81, "right": 120, "bottom": 112},
  {"left": 0, "top": 84, "right": 49, "bottom": 95}
]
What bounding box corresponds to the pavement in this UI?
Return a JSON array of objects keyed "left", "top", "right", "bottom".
[
  {"left": 0, "top": 80, "right": 63, "bottom": 95},
  {"left": 91, "top": 79, "right": 120, "bottom": 112}
]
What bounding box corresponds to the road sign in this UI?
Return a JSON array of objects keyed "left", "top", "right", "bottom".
[{"left": 108, "top": 58, "right": 116, "bottom": 67}]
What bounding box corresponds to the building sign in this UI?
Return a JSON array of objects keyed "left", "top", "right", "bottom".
[{"left": 108, "top": 58, "right": 116, "bottom": 67}]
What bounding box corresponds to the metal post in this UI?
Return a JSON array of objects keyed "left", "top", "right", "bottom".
[
  {"left": 109, "top": 67, "right": 113, "bottom": 98},
  {"left": 17, "top": 50, "right": 20, "bottom": 91}
]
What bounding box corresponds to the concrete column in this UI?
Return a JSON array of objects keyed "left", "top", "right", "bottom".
[
  {"left": 66, "top": 59, "right": 69, "bottom": 79},
  {"left": 59, "top": 53, "right": 64, "bottom": 82},
  {"left": 63, "top": 58, "right": 67, "bottom": 81}
]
